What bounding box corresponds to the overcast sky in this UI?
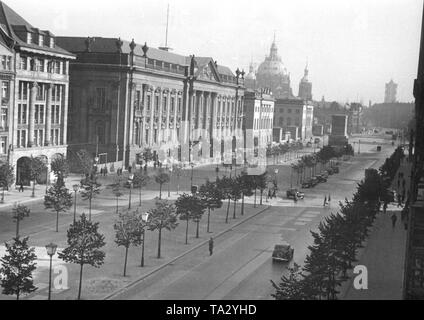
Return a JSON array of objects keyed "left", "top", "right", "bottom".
[{"left": 6, "top": 0, "right": 423, "bottom": 104}]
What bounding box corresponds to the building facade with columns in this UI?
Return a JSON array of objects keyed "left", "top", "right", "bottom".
[
  {"left": 56, "top": 36, "right": 245, "bottom": 170},
  {"left": 0, "top": 1, "right": 75, "bottom": 183}
]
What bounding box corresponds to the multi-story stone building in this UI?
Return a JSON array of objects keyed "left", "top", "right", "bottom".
[
  {"left": 273, "top": 98, "right": 314, "bottom": 141},
  {"left": 244, "top": 88, "right": 274, "bottom": 147},
  {"left": 56, "top": 36, "right": 245, "bottom": 170},
  {"left": 0, "top": 1, "right": 75, "bottom": 184}
]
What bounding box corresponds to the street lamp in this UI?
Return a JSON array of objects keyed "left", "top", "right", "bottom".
[
  {"left": 140, "top": 211, "right": 149, "bottom": 267},
  {"left": 128, "top": 173, "right": 134, "bottom": 209},
  {"left": 0, "top": 182, "right": 4, "bottom": 204},
  {"left": 168, "top": 165, "right": 173, "bottom": 198},
  {"left": 72, "top": 184, "right": 79, "bottom": 223},
  {"left": 190, "top": 162, "right": 195, "bottom": 189},
  {"left": 45, "top": 242, "right": 57, "bottom": 300}
]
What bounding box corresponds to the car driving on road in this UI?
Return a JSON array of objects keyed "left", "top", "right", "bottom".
[
  {"left": 286, "top": 188, "right": 305, "bottom": 200},
  {"left": 272, "top": 243, "right": 294, "bottom": 262}
]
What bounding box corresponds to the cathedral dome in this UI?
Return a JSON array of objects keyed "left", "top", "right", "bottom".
[{"left": 257, "top": 41, "right": 288, "bottom": 77}]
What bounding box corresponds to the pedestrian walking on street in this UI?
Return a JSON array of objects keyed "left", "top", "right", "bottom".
[
  {"left": 383, "top": 202, "right": 388, "bottom": 214},
  {"left": 323, "top": 195, "right": 327, "bottom": 207},
  {"left": 397, "top": 194, "right": 402, "bottom": 207},
  {"left": 391, "top": 213, "right": 398, "bottom": 229},
  {"left": 19, "top": 181, "right": 24, "bottom": 192},
  {"left": 267, "top": 188, "right": 272, "bottom": 201},
  {"left": 209, "top": 237, "right": 214, "bottom": 256}
]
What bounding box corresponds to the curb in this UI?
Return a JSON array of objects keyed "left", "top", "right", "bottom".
[{"left": 103, "top": 205, "right": 271, "bottom": 300}]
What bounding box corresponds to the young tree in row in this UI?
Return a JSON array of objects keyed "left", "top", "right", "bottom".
[
  {"left": 75, "top": 149, "right": 94, "bottom": 176},
  {"left": 50, "top": 155, "right": 70, "bottom": 186},
  {"left": 80, "top": 177, "right": 101, "bottom": 221},
  {"left": 217, "top": 176, "right": 233, "bottom": 223},
  {"left": 230, "top": 180, "right": 242, "bottom": 219},
  {"left": 256, "top": 173, "right": 268, "bottom": 205},
  {"left": 238, "top": 173, "right": 254, "bottom": 216},
  {"left": 58, "top": 213, "right": 106, "bottom": 300},
  {"left": 155, "top": 169, "right": 170, "bottom": 200},
  {"left": 172, "top": 164, "right": 183, "bottom": 194},
  {"left": 175, "top": 193, "right": 204, "bottom": 245},
  {"left": 110, "top": 177, "right": 124, "bottom": 214},
  {"left": 29, "top": 156, "right": 47, "bottom": 197},
  {"left": 133, "top": 171, "right": 150, "bottom": 207},
  {"left": 12, "top": 204, "right": 30, "bottom": 238},
  {"left": 114, "top": 210, "right": 142, "bottom": 276},
  {"left": 44, "top": 181, "right": 73, "bottom": 232},
  {"left": 0, "top": 236, "right": 37, "bottom": 300},
  {"left": 148, "top": 200, "right": 179, "bottom": 258},
  {"left": 198, "top": 180, "right": 223, "bottom": 233},
  {"left": 0, "top": 162, "right": 14, "bottom": 203}
]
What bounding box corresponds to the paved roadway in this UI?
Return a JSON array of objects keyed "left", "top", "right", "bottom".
[{"left": 115, "top": 136, "right": 396, "bottom": 300}]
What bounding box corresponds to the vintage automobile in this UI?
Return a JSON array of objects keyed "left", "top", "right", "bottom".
[
  {"left": 315, "top": 174, "right": 327, "bottom": 183},
  {"left": 314, "top": 138, "right": 321, "bottom": 144},
  {"left": 332, "top": 166, "right": 340, "bottom": 174},
  {"left": 272, "top": 243, "right": 294, "bottom": 262},
  {"left": 286, "top": 188, "right": 305, "bottom": 200},
  {"left": 310, "top": 177, "right": 319, "bottom": 186},
  {"left": 326, "top": 168, "right": 334, "bottom": 175},
  {"left": 301, "top": 180, "right": 313, "bottom": 188}
]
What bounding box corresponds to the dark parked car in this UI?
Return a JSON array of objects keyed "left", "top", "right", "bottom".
[
  {"left": 314, "top": 138, "right": 321, "bottom": 144},
  {"left": 326, "top": 168, "right": 334, "bottom": 175},
  {"left": 332, "top": 166, "right": 340, "bottom": 174},
  {"left": 272, "top": 243, "right": 294, "bottom": 262},
  {"left": 302, "top": 180, "right": 313, "bottom": 188},
  {"left": 286, "top": 188, "right": 305, "bottom": 200},
  {"left": 306, "top": 142, "right": 313, "bottom": 147},
  {"left": 316, "top": 175, "right": 327, "bottom": 183},
  {"left": 310, "top": 177, "right": 319, "bottom": 186}
]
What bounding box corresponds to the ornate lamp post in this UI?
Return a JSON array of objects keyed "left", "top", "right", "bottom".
[
  {"left": 128, "top": 173, "right": 134, "bottom": 209},
  {"left": 140, "top": 211, "right": 149, "bottom": 267},
  {"left": 190, "top": 162, "right": 195, "bottom": 189},
  {"left": 72, "top": 184, "right": 79, "bottom": 223},
  {"left": 45, "top": 242, "right": 57, "bottom": 300},
  {"left": 168, "top": 163, "right": 173, "bottom": 198}
]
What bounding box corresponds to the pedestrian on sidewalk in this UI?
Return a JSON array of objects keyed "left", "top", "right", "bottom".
[
  {"left": 397, "top": 194, "right": 402, "bottom": 207},
  {"left": 323, "top": 195, "right": 327, "bottom": 207},
  {"left": 19, "top": 181, "right": 24, "bottom": 192},
  {"left": 391, "top": 213, "right": 398, "bottom": 229},
  {"left": 328, "top": 194, "right": 331, "bottom": 207},
  {"left": 267, "top": 188, "right": 272, "bottom": 201},
  {"left": 383, "top": 201, "right": 388, "bottom": 214},
  {"left": 209, "top": 237, "right": 214, "bottom": 256}
]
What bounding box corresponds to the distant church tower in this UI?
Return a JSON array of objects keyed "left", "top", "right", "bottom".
[
  {"left": 384, "top": 79, "right": 398, "bottom": 103},
  {"left": 298, "top": 63, "right": 312, "bottom": 101},
  {"left": 245, "top": 62, "right": 257, "bottom": 90}
]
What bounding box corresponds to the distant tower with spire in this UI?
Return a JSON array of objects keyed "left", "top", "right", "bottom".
[
  {"left": 384, "top": 79, "right": 397, "bottom": 103},
  {"left": 245, "top": 59, "right": 257, "bottom": 90},
  {"left": 298, "top": 62, "right": 312, "bottom": 101}
]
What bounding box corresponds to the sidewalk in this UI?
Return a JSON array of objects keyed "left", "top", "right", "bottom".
[
  {"left": 340, "top": 205, "right": 407, "bottom": 300},
  {"left": 0, "top": 174, "right": 83, "bottom": 210}
]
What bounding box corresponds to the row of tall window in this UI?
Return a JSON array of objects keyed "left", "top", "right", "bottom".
[
  {"left": 26, "top": 32, "right": 55, "bottom": 48},
  {"left": 16, "top": 129, "right": 60, "bottom": 148},
  {"left": 17, "top": 104, "right": 61, "bottom": 125},
  {"left": 18, "top": 55, "right": 66, "bottom": 74},
  {"left": 254, "top": 118, "right": 272, "bottom": 130},
  {"left": 134, "top": 90, "right": 182, "bottom": 117},
  {"left": 278, "top": 108, "right": 301, "bottom": 114},
  {"left": 18, "top": 82, "right": 63, "bottom": 102},
  {"left": 277, "top": 117, "right": 301, "bottom": 127}
]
